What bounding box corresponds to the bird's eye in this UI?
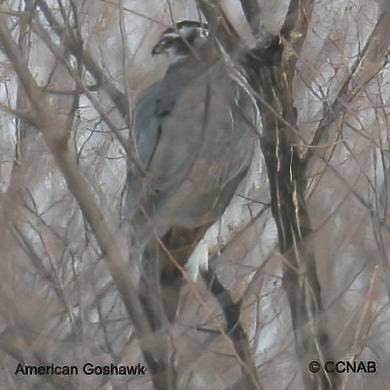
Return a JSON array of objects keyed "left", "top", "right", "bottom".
[
  {"left": 152, "top": 37, "right": 177, "bottom": 55},
  {"left": 162, "top": 37, "right": 175, "bottom": 49}
]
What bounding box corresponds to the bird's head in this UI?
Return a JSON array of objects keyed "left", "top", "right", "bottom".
[{"left": 152, "top": 21, "right": 209, "bottom": 61}]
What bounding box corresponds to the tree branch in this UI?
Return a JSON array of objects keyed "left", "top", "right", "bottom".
[
  {"left": 303, "top": 10, "right": 390, "bottom": 168},
  {"left": 0, "top": 14, "right": 171, "bottom": 389}
]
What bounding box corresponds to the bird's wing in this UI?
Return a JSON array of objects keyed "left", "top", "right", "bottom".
[{"left": 144, "top": 61, "right": 256, "bottom": 229}]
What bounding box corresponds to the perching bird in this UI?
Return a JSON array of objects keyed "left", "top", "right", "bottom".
[{"left": 127, "top": 20, "right": 257, "bottom": 326}]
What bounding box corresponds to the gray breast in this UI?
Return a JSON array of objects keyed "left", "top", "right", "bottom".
[{"left": 129, "top": 52, "right": 257, "bottom": 235}]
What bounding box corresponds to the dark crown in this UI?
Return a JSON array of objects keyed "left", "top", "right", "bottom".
[{"left": 152, "top": 21, "right": 209, "bottom": 56}]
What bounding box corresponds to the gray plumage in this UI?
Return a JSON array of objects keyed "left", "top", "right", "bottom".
[{"left": 127, "top": 21, "right": 257, "bottom": 324}]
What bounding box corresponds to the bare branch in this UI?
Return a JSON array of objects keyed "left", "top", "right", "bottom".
[{"left": 304, "top": 10, "right": 390, "bottom": 167}]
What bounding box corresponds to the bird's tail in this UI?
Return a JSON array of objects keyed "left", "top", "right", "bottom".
[{"left": 138, "top": 224, "right": 210, "bottom": 329}]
